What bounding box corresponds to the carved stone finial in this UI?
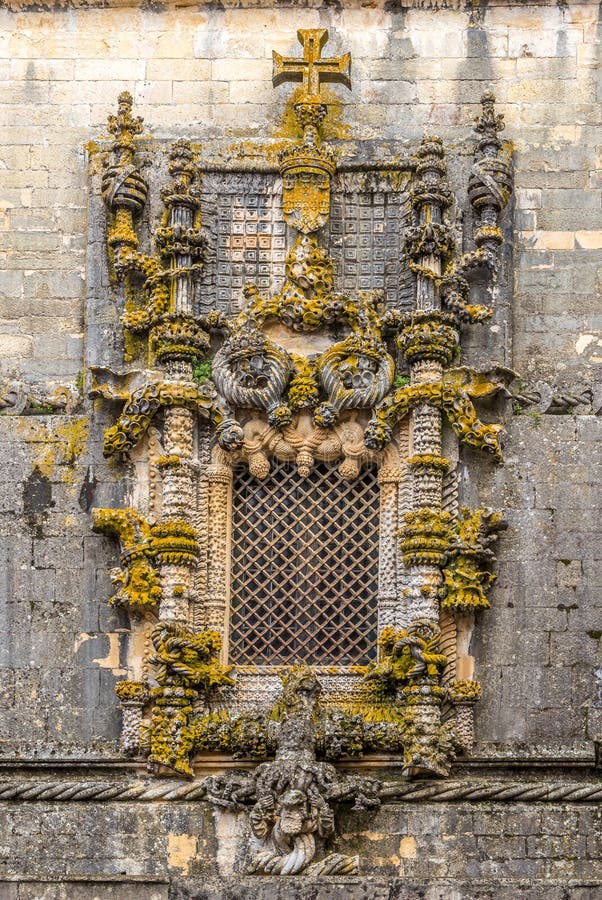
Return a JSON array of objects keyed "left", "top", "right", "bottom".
[
  {"left": 273, "top": 29, "right": 351, "bottom": 101},
  {"left": 102, "top": 92, "right": 148, "bottom": 249},
  {"left": 474, "top": 90, "right": 505, "bottom": 152},
  {"left": 166, "top": 138, "right": 197, "bottom": 182},
  {"left": 469, "top": 91, "right": 512, "bottom": 251},
  {"left": 106, "top": 90, "right": 144, "bottom": 162},
  {"left": 412, "top": 135, "right": 452, "bottom": 208}
]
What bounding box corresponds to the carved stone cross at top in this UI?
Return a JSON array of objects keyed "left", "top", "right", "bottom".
[{"left": 272, "top": 29, "right": 351, "bottom": 100}]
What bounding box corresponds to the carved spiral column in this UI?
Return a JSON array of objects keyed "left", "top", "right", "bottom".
[
  {"left": 439, "top": 607, "right": 457, "bottom": 690},
  {"left": 396, "top": 136, "right": 456, "bottom": 775},
  {"left": 406, "top": 136, "right": 453, "bottom": 515},
  {"left": 192, "top": 420, "right": 212, "bottom": 631},
  {"left": 152, "top": 141, "right": 206, "bottom": 625},
  {"left": 403, "top": 137, "right": 453, "bottom": 626},
  {"left": 393, "top": 422, "right": 412, "bottom": 629},
  {"left": 156, "top": 410, "right": 198, "bottom": 623}
]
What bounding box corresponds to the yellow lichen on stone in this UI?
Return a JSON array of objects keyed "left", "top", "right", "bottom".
[
  {"left": 441, "top": 508, "right": 502, "bottom": 611},
  {"left": 224, "top": 139, "right": 293, "bottom": 164},
  {"left": 16, "top": 416, "right": 88, "bottom": 480},
  {"left": 115, "top": 680, "right": 149, "bottom": 704},
  {"left": 273, "top": 86, "right": 351, "bottom": 141},
  {"left": 368, "top": 624, "right": 447, "bottom": 688},
  {"left": 167, "top": 833, "right": 198, "bottom": 874},
  {"left": 288, "top": 354, "right": 319, "bottom": 409},
  {"left": 54, "top": 417, "right": 89, "bottom": 467},
  {"left": 448, "top": 679, "right": 482, "bottom": 703},
  {"left": 92, "top": 507, "right": 162, "bottom": 610}
]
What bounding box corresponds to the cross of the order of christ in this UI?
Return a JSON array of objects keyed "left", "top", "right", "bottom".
[{"left": 272, "top": 29, "right": 351, "bottom": 100}]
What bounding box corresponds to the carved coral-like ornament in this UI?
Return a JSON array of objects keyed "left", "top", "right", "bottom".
[
  {"left": 397, "top": 311, "right": 459, "bottom": 367},
  {"left": 398, "top": 509, "right": 454, "bottom": 567}
]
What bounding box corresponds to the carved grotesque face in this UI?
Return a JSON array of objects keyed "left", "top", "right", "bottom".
[
  {"left": 218, "top": 420, "right": 244, "bottom": 450},
  {"left": 233, "top": 353, "right": 271, "bottom": 388},
  {"left": 339, "top": 354, "right": 379, "bottom": 390},
  {"left": 411, "top": 621, "right": 440, "bottom": 644},
  {"left": 277, "top": 790, "right": 308, "bottom": 835},
  {"left": 283, "top": 670, "right": 321, "bottom": 705}
]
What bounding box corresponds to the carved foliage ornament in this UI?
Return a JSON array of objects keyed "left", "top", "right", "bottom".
[{"left": 91, "top": 29, "right": 513, "bottom": 876}]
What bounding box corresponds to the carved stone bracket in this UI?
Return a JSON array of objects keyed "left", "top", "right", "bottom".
[
  {"left": 0, "top": 379, "right": 80, "bottom": 415},
  {"left": 201, "top": 670, "right": 380, "bottom": 875}
]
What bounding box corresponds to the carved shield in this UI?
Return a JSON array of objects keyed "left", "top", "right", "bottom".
[{"left": 282, "top": 171, "right": 331, "bottom": 234}]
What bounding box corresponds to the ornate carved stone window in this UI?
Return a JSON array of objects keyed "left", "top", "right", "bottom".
[{"left": 90, "top": 28, "right": 513, "bottom": 877}]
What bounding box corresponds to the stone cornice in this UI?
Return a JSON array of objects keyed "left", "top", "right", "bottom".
[{"left": 1, "top": 0, "right": 569, "bottom": 13}]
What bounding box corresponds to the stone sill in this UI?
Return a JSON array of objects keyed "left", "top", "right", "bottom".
[{"left": 0, "top": 750, "right": 598, "bottom": 784}]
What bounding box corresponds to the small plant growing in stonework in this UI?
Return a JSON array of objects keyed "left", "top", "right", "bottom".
[
  {"left": 193, "top": 360, "right": 212, "bottom": 384},
  {"left": 29, "top": 402, "right": 55, "bottom": 414}
]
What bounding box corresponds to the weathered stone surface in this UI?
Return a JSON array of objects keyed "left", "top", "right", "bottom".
[
  {"left": 1, "top": 0, "right": 602, "bottom": 894},
  {"left": 0, "top": 800, "right": 600, "bottom": 895}
]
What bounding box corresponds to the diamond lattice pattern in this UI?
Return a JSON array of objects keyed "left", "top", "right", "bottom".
[{"left": 229, "top": 460, "right": 379, "bottom": 665}]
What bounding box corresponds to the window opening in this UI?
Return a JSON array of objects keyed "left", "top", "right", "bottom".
[{"left": 229, "top": 460, "right": 379, "bottom": 665}]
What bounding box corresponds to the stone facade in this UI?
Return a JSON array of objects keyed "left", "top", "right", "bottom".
[{"left": 1, "top": 1, "right": 601, "bottom": 897}]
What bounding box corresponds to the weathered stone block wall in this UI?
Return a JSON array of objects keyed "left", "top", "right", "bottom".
[
  {"left": 1, "top": 1, "right": 601, "bottom": 896},
  {"left": 0, "top": 797, "right": 600, "bottom": 896}
]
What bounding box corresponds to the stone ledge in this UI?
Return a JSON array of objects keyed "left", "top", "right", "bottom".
[
  {"left": 0, "top": 0, "right": 555, "bottom": 12},
  {"left": 0, "top": 748, "right": 597, "bottom": 773},
  {"left": 0, "top": 876, "right": 169, "bottom": 883},
  {"left": 1, "top": 876, "right": 601, "bottom": 900}
]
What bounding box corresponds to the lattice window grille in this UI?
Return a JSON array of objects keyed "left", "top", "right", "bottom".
[{"left": 229, "top": 460, "right": 380, "bottom": 666}]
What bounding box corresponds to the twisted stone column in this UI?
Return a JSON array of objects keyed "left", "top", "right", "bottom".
[
  {"left": 153, "top": 142, "right": 205, "bottom": 625},
  {"left": 396, "top": 136, "right": 455, "bottom": 775}
]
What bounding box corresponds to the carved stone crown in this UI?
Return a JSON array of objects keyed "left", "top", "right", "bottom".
[{"left": 279, "top": 142, "right": 337, "bottom": 178}]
